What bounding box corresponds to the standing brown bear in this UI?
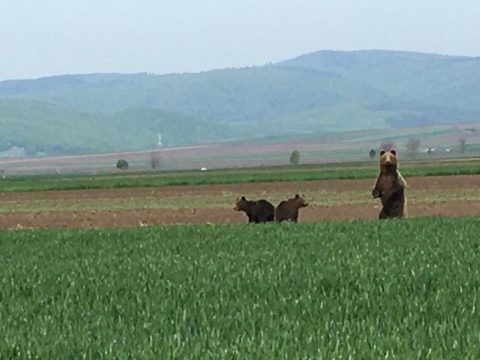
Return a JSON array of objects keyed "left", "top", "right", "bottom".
[
  {"left": 234, "top": 196, "right": 275, "bottom": 223},
  {"left": 372, "top": 149, "right": 407, "bottom": 219},
  {"left": 275, "top": 194, "right": 309, "bottom": 222}
]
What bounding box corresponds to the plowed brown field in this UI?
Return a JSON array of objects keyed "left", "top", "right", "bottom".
[{"left": 1, "top": 175, "right": 479, "bottom": 229}]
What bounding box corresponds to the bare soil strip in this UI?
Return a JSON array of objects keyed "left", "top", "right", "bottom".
[{"left": 1, "top": 175, "right": 479, "bottom": 229}]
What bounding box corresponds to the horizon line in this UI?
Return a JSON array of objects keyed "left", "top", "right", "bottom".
[{"left": 1, "top": 48, "right": 479, "bottom": 83}]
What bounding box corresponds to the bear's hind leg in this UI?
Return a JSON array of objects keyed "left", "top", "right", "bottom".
[{"left": 378, "top": 207, "right": 388, "bottom": 219}]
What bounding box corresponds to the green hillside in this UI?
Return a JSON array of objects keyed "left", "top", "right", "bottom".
[
  {"left": 0, "top": 99, "right": 233, "bottom": 155},
  {"left": 1, "top": 50, "right": 480, "bottom": 155},
  {"left": 0, "top": 67, "right": 388, "bottom": 122},
  {"left": 280, "top": 50, "right": 480, "bottom": 121}
]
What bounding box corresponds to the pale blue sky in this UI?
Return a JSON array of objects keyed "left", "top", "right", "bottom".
[{"left": 1, "top": 0, "right": 479, "bottom": 80}]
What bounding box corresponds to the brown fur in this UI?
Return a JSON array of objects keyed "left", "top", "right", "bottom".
[
  {"left": 275, "top": 194, "right": 309, "bottom": 222},
  {"left": 372, "top": 150, "right": 407, "bottom": 219},
  {"left": 234, "top": 196, "right": 275, "bottom": 223}
]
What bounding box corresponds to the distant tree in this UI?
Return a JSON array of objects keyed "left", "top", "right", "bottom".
[
  {"left": 149, "top": 152, "right": 162, "bottom": 170},
  {"left": 369, "top": 149, "right": 376, "bottom": 159},
  {"left": 290, "top": 150, "right": 300, "bottom": 165},
  {"left": 459, "top": 138, "right": 467, "bottom": 153},
  {"left": 116, "top": 159, "right": 129, "bottom": 170},
  {"left": 406, "top": 138, "right": 421, "bottom": 159}
]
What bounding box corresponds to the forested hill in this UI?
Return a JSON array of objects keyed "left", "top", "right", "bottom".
[
  {"left": 0, "top": 99, "right": 234, "bottom": 156},
  {"left": 1, "top": 50, "right": 479, "bottom": 155}
]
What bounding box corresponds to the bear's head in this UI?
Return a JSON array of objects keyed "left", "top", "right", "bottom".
[
  {"left": 234, "top": 196, "right": 248, "bottom": 211},
  {"left": 291, "top": 194, "right": 309, "bottom": 208},
  {"left": 379, "top": 149, "right": 398, "bottom": 174}
]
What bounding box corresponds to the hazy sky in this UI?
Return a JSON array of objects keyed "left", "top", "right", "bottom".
[{"left": 1, "top": 0, "right": 479, "bottom": 80}]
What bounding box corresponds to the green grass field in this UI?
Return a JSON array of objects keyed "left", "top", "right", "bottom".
[
  {"left": 2, "top": 217, "right": 480, "bottom": 358},
  {"left": 2, "top": 158, "right": 480, "bottom": 193}
]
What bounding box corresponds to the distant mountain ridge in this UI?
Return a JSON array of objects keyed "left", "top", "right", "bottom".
[
  {"left": 1, "top": 49, "right": 480, "bottom": 155},
  {"left": 279, "top": 50, "right": 480, "bottom": 111}
]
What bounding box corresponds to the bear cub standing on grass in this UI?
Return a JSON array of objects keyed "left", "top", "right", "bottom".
[
  {"left": 234, "top": 196, "right": 275, "bottom": 223},
  {"left": 275, "top": 194, "right": 309, "bottom": 222},
  {"left": 372, "top": 149, "right": 407, "bottom": 219}
]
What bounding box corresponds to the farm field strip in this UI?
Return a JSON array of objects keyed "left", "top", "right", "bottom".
[
  {"left": 2, "top": 218, "right": 480, "bottom": 358},
  {"left": 1, "top": 187, "right": 480, "bottom": 213},
  {"left": 4, "top": 200, "right": 480, "bottom": 229},
  {"left": 0, "top": 175, "right": 478, "bottom": 228},
  {"left": 2, "top": 158, "right": 480, "bottom": 192}
]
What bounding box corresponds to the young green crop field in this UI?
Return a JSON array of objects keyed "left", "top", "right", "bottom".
[
  {"left": 2, "top": 217, "right": 480, "bottom": 358},
  {"left": 2, "top": 157, "right": 480, "bottom": 192}
]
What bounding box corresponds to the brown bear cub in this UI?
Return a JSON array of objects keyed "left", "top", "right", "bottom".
[
  {"left": 234, "top": 196, "right": 275, "bottom": 223},
  {"left": 372, "top": 149, "right": 407, "bottom": 219},
  {"left": 275, "top": 194, "right": 309, "bottom": 222}
]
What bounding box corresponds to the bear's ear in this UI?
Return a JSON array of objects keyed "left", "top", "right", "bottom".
[
  {"left": 390, "top": 149, "right": 396, "bottom": 156},
  {"left": 380, "top": 150, "right": 386, "bottom": 156},
  {"left": 295, "top": 194, "right": 300, "bottom": 199},
  {"left": 241, "top": 196, "right": 246, "bottom": 200}
]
